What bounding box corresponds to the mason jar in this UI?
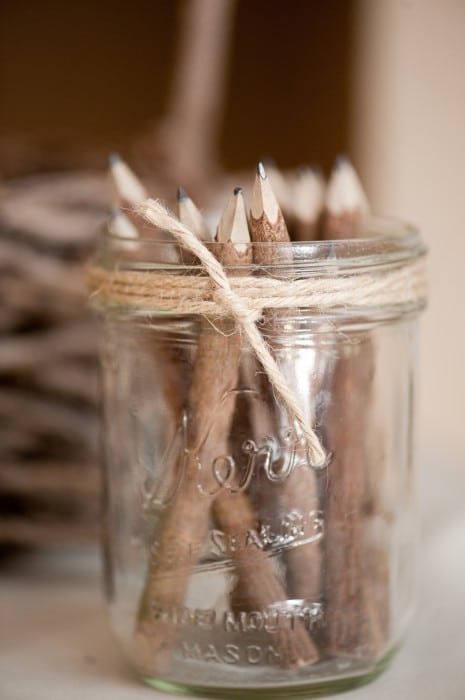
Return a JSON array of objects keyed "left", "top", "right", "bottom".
[{"left": 89, "top": 217, "right": 427, "bottom": 697}]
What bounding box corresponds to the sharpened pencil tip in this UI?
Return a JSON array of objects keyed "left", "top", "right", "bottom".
[
  {"left": 335, "top": 154, "right": 350, "bottom": 169},
  {"left": 177, "top": 186, "right": 188, "bottom": 202},
  {"left": 257, "top": 162, "right": 267, "bottom": 180},
  {"left": 177, "top": 188, "right": 212, "bottom": 241},
  {"left": 326, "top": 156, "right": 369, "bottom": 220},
  {"left": 296, "top": 164, "right": 316, "bottom": 177},
  {"left": 217, "top": 187, "right": 250, "bottom": 244},
  {"left": 109, "top": 152, "right": 122, "bottom": 166}
]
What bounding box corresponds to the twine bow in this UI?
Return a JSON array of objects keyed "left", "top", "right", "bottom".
[
  {"left": 137, "top": 199, "right": 327, "bottom": 467},
  {"left": 88, "top": 198, "right": 427, "bottom": 468}
]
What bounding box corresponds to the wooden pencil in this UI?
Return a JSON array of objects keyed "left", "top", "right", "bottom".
[
  {"left": 177, "top": 186, "right": 212, "bottom": 242},
  {"left": 280, "top": 165, "right": 328, "bottom": 600},
  {"left": 291, "top": 166, "right": 325, "bottom": 242},
  {"left": 264, "top": 160, "right": 293, "bottom": 224},
  {"left": 250, "top": 162, "right": 291, "bottom": 256},
  {"left": 108, "top": 206, "right": 139, "bottom": 246},
  {"left": 243, "top": 163, "right": 293, "bottom": 473},
  {"left": 321, "top": 156, "right": 369, "bottom": 240},
  {"left": 107, "top": 154, "right": 146, "bottom": 250},
  {"left": 212, "top": 188, "right": 319, "bottom": 667},
  {"left": 108, "top": 153, "right": 148, "bottom": 207},
  {"left": 248, "top": 162, "right": 322, "bottom": 648},
  {"left": 108, "top": 159, "right": 185, "bottom": 422},
  {"left": 321, "top": 157, "right": 385, "bottom": 659}
]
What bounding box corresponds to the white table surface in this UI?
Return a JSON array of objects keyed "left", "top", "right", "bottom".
[{"left": 1, "top": 454, "right": 465, "bottom": 700}]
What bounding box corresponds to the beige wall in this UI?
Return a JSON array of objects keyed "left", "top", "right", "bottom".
[{"left": 352, "top": 0, "right": 465, "bottom": 463}]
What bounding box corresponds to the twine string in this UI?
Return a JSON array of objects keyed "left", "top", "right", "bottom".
[
  {"left": 88, "top": 259, "right": 426, "bottom": 315},
  {"left": 89, "top": 198, "right": 427, "bottom": 468},
  {"left": 136, "top": 200, "right": 327, "bottom": 467}
]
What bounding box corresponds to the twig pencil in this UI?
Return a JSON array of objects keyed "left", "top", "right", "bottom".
[
  {"left": 135, "top": 193, "right": 222, "bottom": 665},
  {"left": 321, "top": 158, "right": 384, "bottom": 659},
  {"left": 250, "top": 162, "right": 292, "bottom": 256},
  {"left": 108, "top": 155, "right": 181, "bottom": 267},
  {"left": 108, "top": 206, "right": 139, "bottom": 241},
  {"left": 175, "top": 186, "right": 213, "bottom": 267},
  {"left": 108, "top": 153, "right": 148, "bottom": 207},
  {"left": 107, "top": 157, "right": 185, "bottom": 426},
  {"left": 240, "top": 163, "right": 292, "bottom": 452},
  {"left": 248, "top": 162, "right": 321, "bottom": 654},
  {"left": 177, "top": 186, "right": 212, "bottom": 243},
  {"left": 107, "top": 154, "right": 147, "bottom": 246},
  {"left": 281, "top": 165, "right": 327, "bottom": 599},
  {"left": 321, "top": 157, "right": 369, "bottom": 240},
  {"left": 264, "top": 160, "right": 293, "bottom": 223},
  {"left": 291, "top": 166, "right": 325, "bottom": 242},
  {"left": 212, "top": 189, "right": 319, "bottom": 667},
  {"left": 108, "top": 159, "right": 183, "bottom": 423},
  {"left": 243, "top": 163, "right": 293, "bottom": 467}
]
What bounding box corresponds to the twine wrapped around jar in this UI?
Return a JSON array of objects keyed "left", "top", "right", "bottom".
[{"left": 87, "top": 198, "right": 427, "bottom": 467}]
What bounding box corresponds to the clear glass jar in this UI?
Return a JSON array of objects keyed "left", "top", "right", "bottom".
[{"left": 91, "top": 219, "right": 427, "bottom": 697}]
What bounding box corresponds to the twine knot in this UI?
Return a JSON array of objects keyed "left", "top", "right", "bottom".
[
  {"left": 213, "top": 287, "right": 261, "bottom": 325},
  {"left": 88, "top": 198, "right": 427, "bottom": 469}
]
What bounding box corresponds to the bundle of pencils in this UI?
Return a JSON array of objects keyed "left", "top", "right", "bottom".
[{"left": 108, "top": 154, "right": 388, "bottom": 667}]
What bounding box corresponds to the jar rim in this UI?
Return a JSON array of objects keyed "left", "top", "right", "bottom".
[
  {"left": 100, "top": 214, "right": 426, "bottom": 271},
  {"left": 90, "top": 214, "right": 427, "bottom": 319}
]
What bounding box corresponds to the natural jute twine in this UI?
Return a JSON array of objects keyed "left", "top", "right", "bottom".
[{"left": 88, "top": 199, "right": 427, "bottom": 467}]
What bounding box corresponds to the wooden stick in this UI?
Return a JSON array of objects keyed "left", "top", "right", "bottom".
[
  {"left": 0, "top": 388, "right": 98, "bottom": 451},
  {"left": 135, "top": 193, "right": 219, "bottom": 665},
  {"left": 0, "top": 321, "right": 98, "bottom": 373},
  {"left": 148, "top": 0, "right": 238, "bottom": 191},
  {"left": 212, "top": 188, "right": 319, "bottom": 667},
  {"left": 0, "top": 461, "right": 98, "bottom": 497},
  {"left": 213, "top": 477, "right": 319, "bottom": 669},
  {"left": 248, "top": 162, "right": 322, "bottom": 649},
  {"left": 243, "top": 163, "right": 293, "bottom": 483},
  {"left": 321, "top": 157, "right": 385, "bottom": 659},
  {"left": 273, "top": 166, "right": 327, "bottom": 601}
]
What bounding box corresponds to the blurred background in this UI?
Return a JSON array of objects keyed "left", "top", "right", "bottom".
[
  {"left": 1, "top": 1, "right": 464, "bottom": 697},
  {"left": 0, "top": 0, "right": 463, "bottom": 562},
  {"left": 0, "top": 0, "right": 353, "bottom": 176}
]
